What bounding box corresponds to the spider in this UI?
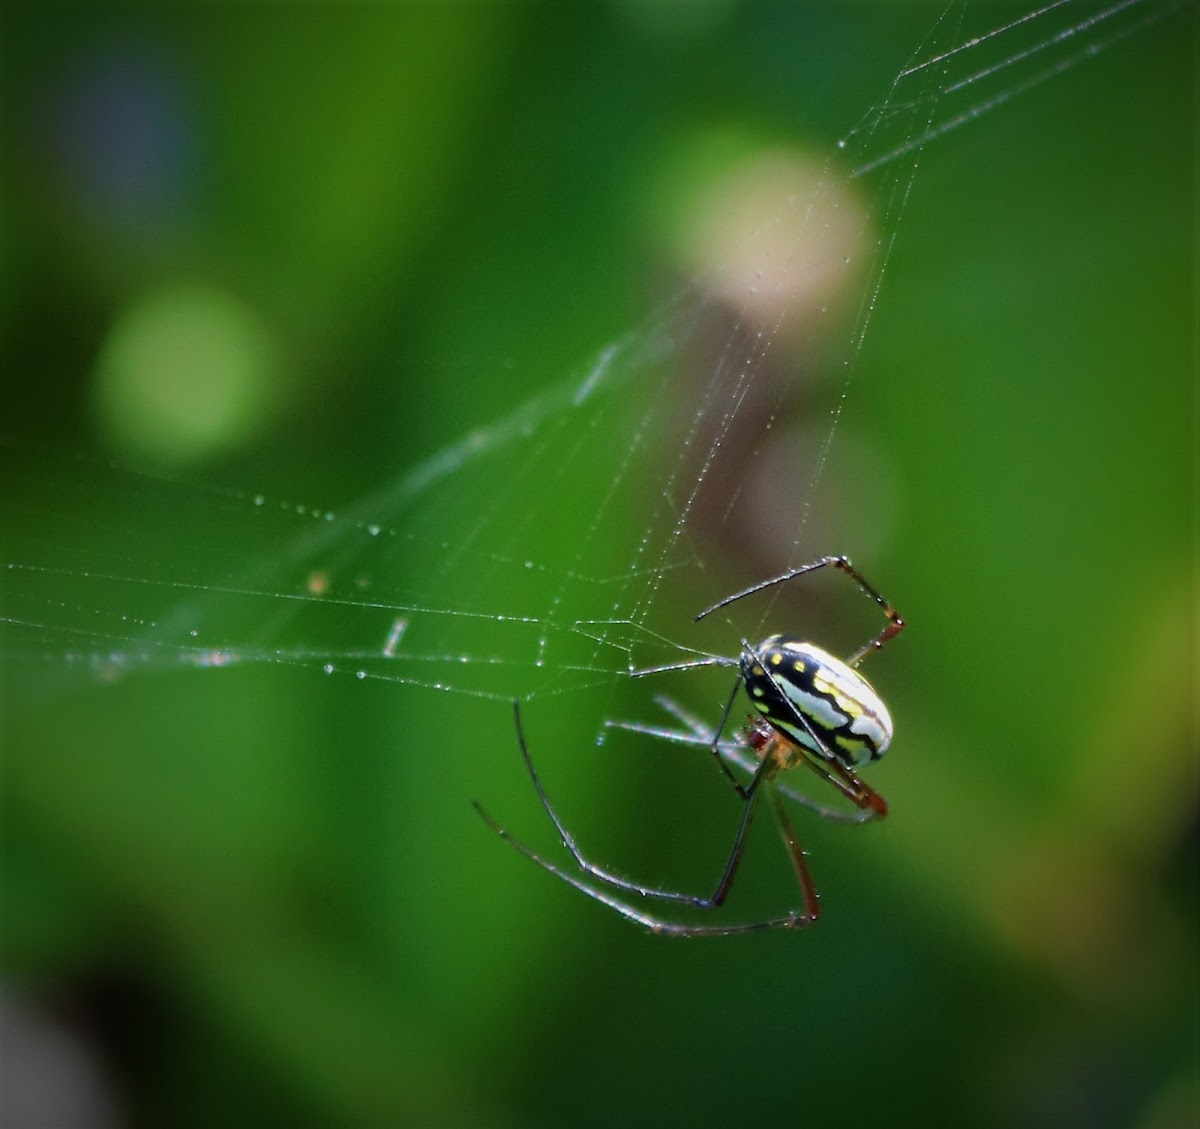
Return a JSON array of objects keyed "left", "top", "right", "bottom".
[{"left": 472, "top": 555, "right": 904, "bottom": 936}]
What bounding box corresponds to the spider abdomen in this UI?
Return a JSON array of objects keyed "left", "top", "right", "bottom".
[{"left": 742, "top": 634, "right": 893, "bottom": 768}]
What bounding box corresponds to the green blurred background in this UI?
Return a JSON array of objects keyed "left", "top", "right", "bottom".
[{"left": 2, "top": 2, "right": 1195, "bottom": 1128}]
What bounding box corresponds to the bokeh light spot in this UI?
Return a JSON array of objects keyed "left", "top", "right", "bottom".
[
  {"left": 92, "top": 283, "right": 279, "bottom": 466},
  {"left": 652, "top": 131, "right": 872, "bottom": 338}
]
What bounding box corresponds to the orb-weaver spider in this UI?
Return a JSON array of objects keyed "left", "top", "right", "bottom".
[{"left": 472, "top": 555, "right": 904, "bottom": 936}]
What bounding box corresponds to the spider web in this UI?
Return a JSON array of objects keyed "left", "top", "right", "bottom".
[{"left": 2, "top": 0, "right": 1188, "bottom": 730}]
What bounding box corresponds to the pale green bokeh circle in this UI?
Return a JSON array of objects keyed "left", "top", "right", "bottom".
[{"left": 92, "top": 283, "right": 280, "bottom": 466}]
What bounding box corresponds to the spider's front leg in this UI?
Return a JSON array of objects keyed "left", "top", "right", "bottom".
[
  {"left": 501, "top": 699, "right": 769, "bottom": 907},
  {"left": 472, "top": 702, "right": 819, "bottom": 935}
]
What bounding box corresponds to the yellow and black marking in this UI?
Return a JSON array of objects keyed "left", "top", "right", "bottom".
[{"left": 741, "top": 633, "right": 893, "bottom": 770}]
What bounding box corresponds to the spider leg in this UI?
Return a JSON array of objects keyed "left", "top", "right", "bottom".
[
  {"left": 500, "top": 700, "right": 772, "bottom": 908},
  {"left": 471, "top": 800, "right": 814, "bottom": 937},
  {"left": 835, "top": 555, "right": 904, "bottom": 667},
  {"left": 692, "top": 554, "right": 904, "bottom": 668},
  {"left": 705, "top": 671, "right": 752, "bottom": 798},
  {"left": 694, "top": 556, "right": 837, "bottom": 621},
  {"left": 627, "top": 655, "right": 746, "bottom": 794},
  {"left": 800, "top": 752, "right": 889, "bottom": 818},
  {"left": 765, "top": 784, "right": 820, "bottom": 921}
]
